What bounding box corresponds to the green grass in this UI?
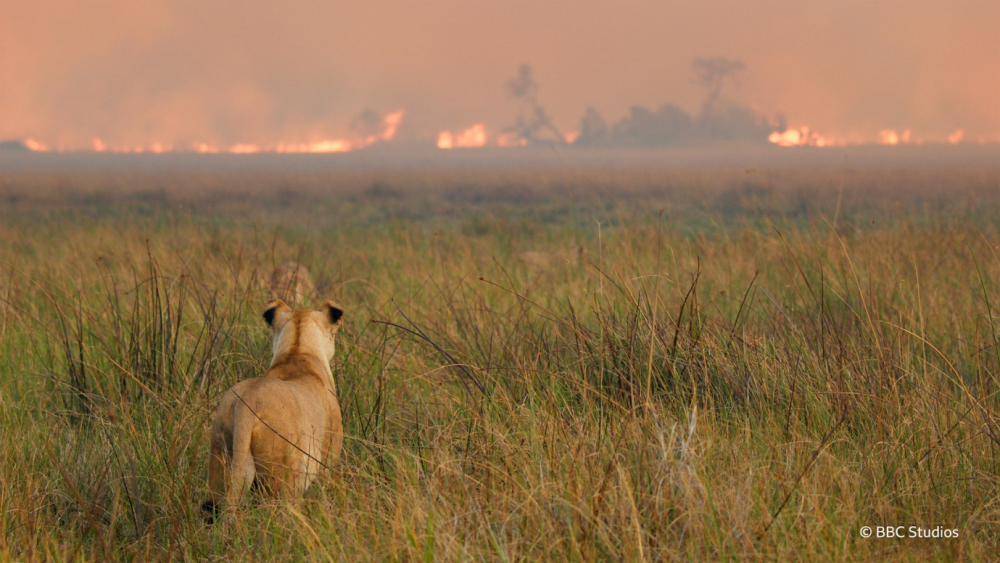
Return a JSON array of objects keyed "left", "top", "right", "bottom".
[{"left": 1, "top": 161, "right": 999, "bottom": 560}]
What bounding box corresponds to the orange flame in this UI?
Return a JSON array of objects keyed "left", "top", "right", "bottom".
[
  {"left": 768, "top": 127, "right": 838, "bottom": 147},
  {"left": 767, "top": 126, "right": 975, "bottom": 147},
  {"left": 878, "top": 130, "right": 897, "bottom": 145},
  {"left": 275, "top": 140, "right": 352, "bottom": 153},
  {"left": 23, "top": 138, "right": 49, "bottom": 151},
  {"left": 13, "top": 111, "right": 991, "bottom": 153},
  {"left": 437, "top": 124, "right": 487, "bottom": 149},
  {"left": 436, "top": 131, "right": 454, "bottom": 149},
  {"left": 15, "top": 110, "right": 405, "bottom": 154},
  {"left": 378, "top": 110, "right": 404, "bottom": 142},
  {"left": 876, "top": 129, "right": 915, "bottom": 145},
  {"left": 229, "top": 144, "right": 261, "bottom": 154},
  {"left": 496, "top": 132, "right": 527, "bottom": 147},
  {"left": 277, "top": 109, "right": 404, "bottom": 153}
]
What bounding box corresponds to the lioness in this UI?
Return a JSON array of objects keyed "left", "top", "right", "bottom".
[
  {"left": 268, "top": 261, "right": 315, "bottom": 304},
  {"left": 202, "top": 299, "right": 344, "bottom": 521}
]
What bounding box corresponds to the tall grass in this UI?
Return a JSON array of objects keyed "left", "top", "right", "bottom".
[{"left": 0, "top": 163, "right": 999, "bottom": 560}]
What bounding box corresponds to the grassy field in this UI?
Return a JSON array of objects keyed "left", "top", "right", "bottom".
[{"left": 1, "top": 154, "right": 999, "bottom": 560}]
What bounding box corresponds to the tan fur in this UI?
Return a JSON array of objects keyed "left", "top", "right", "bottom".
[
  {"left": 268, "top": 262, "right": 315, "bottom": 304},
  {"left": 516, "top": 247, "right": 585, "bottom": 271},
  {"left": 204, "top": 299, "right": 343, "bottom": 519}
]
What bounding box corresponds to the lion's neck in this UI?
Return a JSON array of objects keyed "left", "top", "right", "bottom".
[
  {"left": 269, "top": 350, "right": 336, "bottom": 392},
  {"left": 269, "top": 321, "right": 337, "bottom": 393}
]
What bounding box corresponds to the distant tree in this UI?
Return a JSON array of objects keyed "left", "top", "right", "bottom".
[
  {"left": 575, "top": 107, "right": 609, "bottom": 146},
  {"left": 503, "top": 64, "right": 565, "bottom": 146},
  {"left": 692, "top": 57, "right": 746, "bottom": 116}
]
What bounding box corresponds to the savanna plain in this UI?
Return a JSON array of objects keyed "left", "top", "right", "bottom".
[{"left": 1, "top": 150, "right": 999, "bottom": 561}]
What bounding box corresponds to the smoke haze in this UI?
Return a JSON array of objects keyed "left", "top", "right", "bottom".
[{"left": 1, "top": 1, "right": 997, "bottom": 149}]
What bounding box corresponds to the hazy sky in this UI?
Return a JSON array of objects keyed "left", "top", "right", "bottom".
[{"left": 1, "top": 1, "right": 998, "bottom": 149}]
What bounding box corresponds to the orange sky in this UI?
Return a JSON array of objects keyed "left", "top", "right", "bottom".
[{"left": 1, "top": 1, "right": 998, "bottom": 149}]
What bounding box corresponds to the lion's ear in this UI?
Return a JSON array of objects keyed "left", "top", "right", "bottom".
[
  {"left": 321, "top": 301, "right": 344, "bottom": 326},
  {"left": 262, "top": 299, "right": 292, "bottom": 329}
]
